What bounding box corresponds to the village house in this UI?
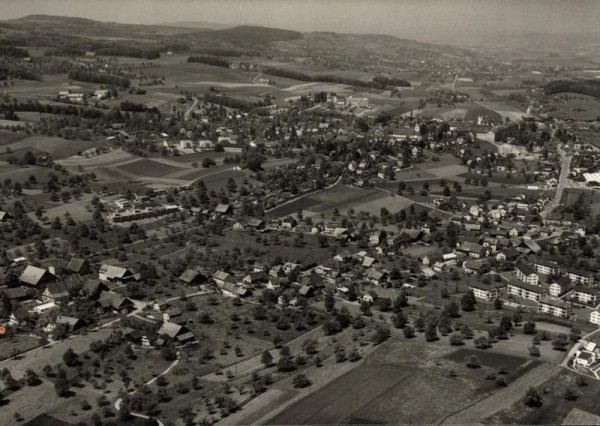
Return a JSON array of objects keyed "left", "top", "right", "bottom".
[
  {"left": 19, "top": 265, "right": 57, "bottom": 289},
  {"left": 126, "top": 329, "right": 161, "bottom": 348},
  {"left": 97, "top": 291, "right": 135, "bottom": 314},
  {"left": 212, "top": 270, "right": 231, "bottom": 286},
  {"left": 463, "top": 259, "right": 488, "bottom": 275},
  {"left": 457, "top": 241, "right": 485, "bottom": 258},
  {"left": 99, "top": 264, "right": 135, "bottom": 283},
  {"left": 42, "top": 282, "right": 70, "bottom": 303},
  {"left": 66, "top": 258, "right": 91, "bottom": 275},
  {"left": 179, "top": 269, "right": 207, "bottom": 286},
  {"left": 157, "top": 321, "right": 195, "bottom": 345}
]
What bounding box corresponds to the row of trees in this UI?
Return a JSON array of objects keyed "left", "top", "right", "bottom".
[{"left": 0, "top": 100, "right": 105, "bottom": 119}]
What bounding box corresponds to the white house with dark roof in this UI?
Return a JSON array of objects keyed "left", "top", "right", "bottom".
[{"left": 515, "top": 263, "right": 539, "bottom": 286}]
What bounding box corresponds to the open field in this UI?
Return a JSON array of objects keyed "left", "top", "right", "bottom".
[
  {"left": 116, "top": 158, "right": 185, "bottom": 178},
  {"left": 0, "top": 130, "right": 29, "bottom": 146},
  {"left": 266, "top": 365, "right": 409, "bottom": 425},
  {"left": 266, "top": 333, "right": 552, "bottom": 426},
  {"left": 266, "top": 184, "right": 384, "bottom": 218},
  {"left": 475, "top": 101, "right": 526, "bottom": 122},
  {"left": 0, "top": 136, "right": 96, "bottom": 159},
  {"left": 56, "top": 148, "right": 135, "bottom": 168},
  {"left": 483, "top": 369, "right": 600, "bottom": 425},
  {"left": 0, "top": 335, "right": 41, "bottom": 361},
  {"left": 561, "top": 187, "right": 600, "bottom": 215},
  {"left": 544, "top": 92, "right": 600, "bottom": 121},
  {"left": 445, "top": 348, "right": 527, "bottom": 370}
]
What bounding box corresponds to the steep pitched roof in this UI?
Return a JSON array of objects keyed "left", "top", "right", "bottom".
[
  {"left": 99, "top": 264, "right": 130, "bottom": 279},
  {"left": 67, "top": 258, "right": 89, "bottom": 274},
  {"left": 82, "top": 279, "right": 108, "bottom": 294},
  {"left": 158, "top": 321, "right": 187, "bottom": 338},
  {"left": 179, "top": 269, "right": 205, "bottom": 284},
  {"left": 98, "top": 291, "right": 133, "bottom": 310},
  {"left": 45, "top": 282, "right": 69, "bottom": 299},
  {"left": 19, "top": 265, "right": 55, "bottom": 286}
]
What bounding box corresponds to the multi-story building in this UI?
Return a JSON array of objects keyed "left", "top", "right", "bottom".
[
  {"left": 507, "top": 279, "right": 545, "bottom": 301},
  {"left": 573, "top": 285, "right": 600, "bottom": 305},
  {"left": 538, "top": 296, "right": 572, "bottom": 319},
  {"left": 515, "top": 263, "right": 539, "bottom": 286},
  {"left": 533, "top": 259, "right": 560, "bottom": 276},
  {"left": 470, "top": 283, "right": 498, "bottom": 301},
  {"left": 568, "top": 269, "right": 595, "bottom": 286}
]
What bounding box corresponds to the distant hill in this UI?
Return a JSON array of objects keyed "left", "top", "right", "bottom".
[
  {"left": 0, "top": 14, "right": 479, "bottom": 66},
  {"left": 161, "top": 21, "right": 232, "bottom": 30}
]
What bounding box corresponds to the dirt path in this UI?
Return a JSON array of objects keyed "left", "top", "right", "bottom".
[{"left": 442, "top": 363, "right": 561, "bottom": 424}]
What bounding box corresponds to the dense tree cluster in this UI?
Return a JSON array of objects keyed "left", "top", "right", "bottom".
[
  {"left": 0, "top": 101, "right": 104, "bottom": 119},
  {"left": 544, "top": 79, "right": 600, "bottom": 99},
  {"left": 187, "top": 56, "right": 231, "bottom": 68},
  {"left": 263, "top": 67, "right": 390, "bottom": 90},
  {"left": 0, "top": 46, "right": 30, "bottom": 57},
  {"left": 68, "top": 69, "right": 130, "bottom": 88}
]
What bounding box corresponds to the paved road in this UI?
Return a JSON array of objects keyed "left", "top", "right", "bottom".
[
  {"left": 540, "top": 146, "right": 571, "bottom": 220},
  {"left": 265, "top": 174, "right": 343, "bottom": 215},
  {"left": 442, "top": 363, "right": 561, "bottom": 424},
  {"left": 184, "top": 97, "right": 199, "bottom": 121}
]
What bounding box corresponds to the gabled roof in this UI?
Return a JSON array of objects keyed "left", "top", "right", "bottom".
[
  {"left": 515, "top": 263, "right": 536, "bottom": 276},
  {"left": 55, "top": 315, "right": 84, "bottom": 331},
  {"left": 212, "top": 270, "right": 230, "bottom": 282},
  {"left": 99, "top": 264, "right": 131, "bottom": 279},
  {"left": 459, "top": 241, "right": 483, "bottom": 253},
  {"left": 19, "top": 265, "right": 55, "bottom": 286},
  {"left": 82, "top": 279, "right": 108, "bottom": 294},
  {"left": 179, "top": 269, "right": 205, "bottom": 284},
  {"left": 3, "top": 287, "right": 30, "bottom": 300},
  {"left": 215, "top": 204, "right": 232, "bottom": 213},
  {"left": 158, "top": 321, "right": 189, "bottom": 338},
  {"left": 45, "top": 282, "right": 69, "bottom": 299},
  {"left": 67, "top": 258, "right": 89, "bottom": 273},
  {"left": 98, "top": 291, "right": 133, "bottom": 310}
]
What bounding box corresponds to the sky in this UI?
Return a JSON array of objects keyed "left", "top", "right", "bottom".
[{"left": 3, "top": 0, "right": 600, "bottom": 43}]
